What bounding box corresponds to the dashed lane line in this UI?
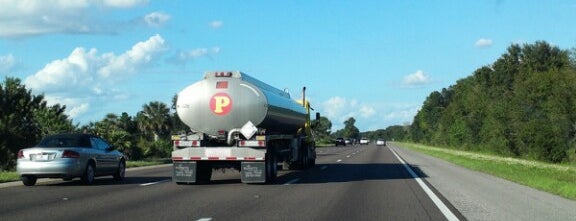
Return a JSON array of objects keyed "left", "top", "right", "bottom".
[
  {"left": 284, "top": 178, "right": 301, "bottom": 185},
  {"left": 139, "top": 179, "right": 170, "bottom": 187}
]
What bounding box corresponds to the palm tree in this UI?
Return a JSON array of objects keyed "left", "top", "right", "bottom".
[{"left": 137, "top": 101, "right": 171, "bottom": 141}]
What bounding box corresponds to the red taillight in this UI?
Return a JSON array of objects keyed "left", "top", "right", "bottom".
[
  {"left": 215, "top": 72, "right": 232, "bottom": 77},
  {"left": 17, "top": 150, "right": 24, "bottom": 159},
  {"left": 172, "top": 157, "right": 183, "bottom": 161},
  {"left": 62, "top": 150, "right": 80, "bottom": 158}
]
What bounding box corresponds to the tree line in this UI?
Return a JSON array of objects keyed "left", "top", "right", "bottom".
[{"left": 409, "top": 41, "right": 576, "bottom": 163}]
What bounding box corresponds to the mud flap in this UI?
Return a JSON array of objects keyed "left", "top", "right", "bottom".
[
  {"left": 241, "top": 161, "right": 266, "bottom": 183},
  {"left": 173, "top": 161, "right": 197, "bottom": 183}
]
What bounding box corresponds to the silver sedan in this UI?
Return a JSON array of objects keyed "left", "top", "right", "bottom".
[{"left": 17, "top": 133, "right": 126, "bottom": 186}]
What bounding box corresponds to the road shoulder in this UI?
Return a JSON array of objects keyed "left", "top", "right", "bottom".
[{"left": 389, "top": 143, "right": 576, "bottom": 221}]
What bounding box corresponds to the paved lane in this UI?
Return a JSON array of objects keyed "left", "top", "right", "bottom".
[{"left": 0, "top": 145, "right": 460, "bottom": 221}]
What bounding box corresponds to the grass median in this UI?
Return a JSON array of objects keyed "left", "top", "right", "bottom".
[{"left": 397, "top": 142, "right": 576, "bottom": 200}]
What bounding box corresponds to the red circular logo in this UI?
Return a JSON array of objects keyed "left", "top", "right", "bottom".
[{"left": 209, "top": 93, "right": 232, "bottom": 115}]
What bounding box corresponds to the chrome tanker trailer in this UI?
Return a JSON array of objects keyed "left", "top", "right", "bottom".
[{"left": 171, "top": 71, "right": 317, "bottom": 184}]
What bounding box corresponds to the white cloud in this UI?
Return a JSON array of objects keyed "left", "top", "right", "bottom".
[
  {"left": 43, "top": 95, "right": 90, "bottom": 119},
  {"left": 475, "top": 38, "right": 493, "bottom": 48},
  {"left": 0, "top": 54, "right": 16, "bottom": 74},
  {"left": 24, "top": 35, "right": 167, "bottom": 121},
  {"left": 67, "top": 103, "right": 90, "bottom": 119},
  {"left": 321, "top": 96, "right": 380, "bottom": 131},
  {"left": 0, "top": 0, "right": 149, "bottom": 38},
  {"left": 167, "top": 47, "right": 221, "bottom": 65},
  {"left": 99, "top": 34, "right": 167, "bottom": 79},
  {"left": 403, "top": 70, "right": 430, "bottom": 86},
  {"left": 359, "top": 105, "right": 376, "bottom": 118},
  {"left": 103, "top": 0, "right": 148, "bottom": 8},
  {"left": 321, "top": 96, "right": 348, "bottom": 120},
  {"left": 24, "top": 48, "right": 97, "bottom": 92},
  {"left": 210, "top": 20, "right": 223, "bottom": 29},
  {"left": 144, "top": 12, "right": 170, "bottom": 27},
  {"left": 320, "top": 95, "right": 421, "bottom": 132},
  {"left": 384, "top": 105, "right": 420, "bottom": 121}
]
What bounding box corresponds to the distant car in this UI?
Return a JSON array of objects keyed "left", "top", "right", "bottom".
[
  {"left": 335, "top": 137, "right": 346, "bottom": 146},
  {"left": 376, "top": 139, "right": 386, "bottom": 146},
  {"left": 17, "top": 133, "right": 126, "bottom": 186},
  {"left": 360, "top": 138, "right": 369, "bottom": 145},
  {"left": 345, "top": 138, "right": 352, "bottom": 145}
]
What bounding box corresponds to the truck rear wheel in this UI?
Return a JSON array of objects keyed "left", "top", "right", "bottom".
[
  {"left": 308, "top": 157, "right": 316, "bottom": 167},
  {"left": 196, "top": 162, "right": 212, "bottom": 183},
  {"left": 265, "top": 152, "right": 277, "bottom": 183}
]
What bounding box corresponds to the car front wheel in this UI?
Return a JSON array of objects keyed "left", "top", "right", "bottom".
[{"left": 21, "top": 175, "right": 37, "bottom": 186}]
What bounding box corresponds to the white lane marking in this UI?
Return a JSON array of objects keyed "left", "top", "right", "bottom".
[
  {"left": 139, "top": 179, "right": 170, "bottom": 187},
  {"left": 346, "top": 155, "right": 351, "bottom": 158},
  {"left": 284, "top": 178, "right": 301, "bottom": 185},
  {"left": 197, "top": 218, "right": 212, "bottom": 221},
  {"left": 336, "top": 159, "right": 342, "bottom": 163},
  {"left": 389, "top": 147, "right": 460, "bottom": 221},
  {"left": 320, "top": 166, "right": 328, "bottom": 170}
]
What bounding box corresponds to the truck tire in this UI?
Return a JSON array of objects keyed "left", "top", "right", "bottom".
[
  {"left": 265, "top": 152, "right": 277, "bottom": 183},
  {"left": 196, "top": 162, "right": 212, "bottom": 183},
  {"left": 301, "top": 151, "right": 310, "bottom": 169},
  {"left": 308, "top": 157, "right": 316, "bottom": 167}
]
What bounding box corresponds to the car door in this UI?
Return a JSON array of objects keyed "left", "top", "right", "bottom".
[{"left": 90, "top": 136, "right": 116, "bottom": 174}]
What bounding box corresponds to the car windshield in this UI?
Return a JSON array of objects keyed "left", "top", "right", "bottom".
[{"left": 37, "top": 135, "right": 91, "bottom": 148}]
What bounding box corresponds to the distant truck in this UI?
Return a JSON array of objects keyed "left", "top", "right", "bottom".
[{"left": 171, "top": 71, "right": 318, "bottom": 184}]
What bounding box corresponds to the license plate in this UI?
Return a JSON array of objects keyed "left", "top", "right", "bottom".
[
  {"left": 33, "top": 154, "right": 50, "bottom": 161},
  {"left": 205, "top": 148, "right": 231, "bottom": 157}
]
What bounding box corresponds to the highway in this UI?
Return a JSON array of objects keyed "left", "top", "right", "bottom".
[{"left": 3, "top": 143, "right": 575, "bottom": 221}]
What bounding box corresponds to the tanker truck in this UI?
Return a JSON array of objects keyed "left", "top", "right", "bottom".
[{"left": 171, "top": 71, "right": 318, "bottom": 184}]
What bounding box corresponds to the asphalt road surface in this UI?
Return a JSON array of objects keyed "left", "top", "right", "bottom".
[{"left": 2, "top": 143, "right": 574, "bottom": 221}]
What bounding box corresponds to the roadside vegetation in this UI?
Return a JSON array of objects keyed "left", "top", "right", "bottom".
[
  {"left": 409, "top": 41, "right": 576, "bottom": 165},
  {"left": 0, "top": 171, "right": 18, "bottom": 183},
  {"left": 399, "top": 142, "right": 576, "bottom": 200}
]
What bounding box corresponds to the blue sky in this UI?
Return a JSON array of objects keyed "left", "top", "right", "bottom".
[{"left": 1, "top": 0, "right": 576, "bottom": 132}]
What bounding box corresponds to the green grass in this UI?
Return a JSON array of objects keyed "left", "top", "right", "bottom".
[
  {"left": 0, "top": 171, "right": 19, "bottom": 183},
  {"left": 316, "top": 143, "right": 334, "bottom": 147},
  {"left": 126, "top": 158, "right": 171, "bottom": 168},
  {"left": 398, "top": 142, "right": 576, "bottom": 200},
  {"left": 0, "top": 159, "right": 171, "bottom": 184}
]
